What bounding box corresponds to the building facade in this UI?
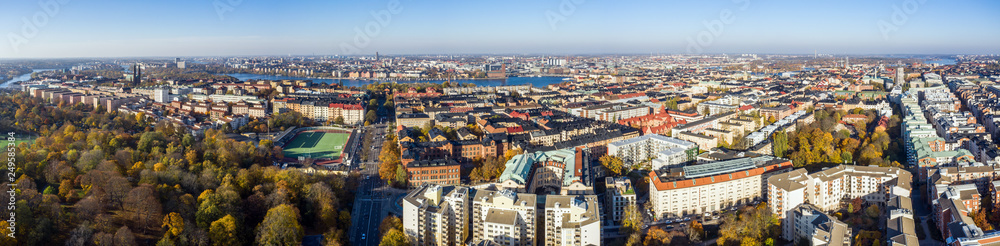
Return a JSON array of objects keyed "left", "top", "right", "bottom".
[{"left": 403, "top": 184, "right": 471, "bottom": 246}]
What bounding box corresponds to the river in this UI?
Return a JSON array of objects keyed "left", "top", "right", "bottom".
[
  {"left": 926, "top": 59, "right": 957, "bottom": 65},
  {"left": 1, "top": 69, "right": 57, "bottom": 88},
  {"left": 223, "top": 73, "right": 572, "bottom": 88}
]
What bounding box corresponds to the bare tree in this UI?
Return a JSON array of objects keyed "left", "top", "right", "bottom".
[
  {"left": 113, "top": 226, "right": 136, "bottom": 246},
  {"left": 124, "top": 184, "right": 162, "bottom": 233}
]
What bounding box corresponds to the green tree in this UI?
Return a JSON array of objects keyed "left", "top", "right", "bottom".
[
  {"left": 394, "top": 164, "right": 408, "bottom": 186},
  {"left": 365, "top": 110, "right": 376, "bottom": 125},
  {"left": 256, "top": 204, "right": 304, "bottom": 246},
  {"left": 772, "top": 131, "right": 788, "bottom": 158}
]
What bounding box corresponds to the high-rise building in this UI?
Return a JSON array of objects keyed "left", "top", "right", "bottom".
[
  {"left": 402, "top": 184, "right": 470, "bottom": 246},
  {"left": 132, "top": 64, "right": 142, "bottom": 86},
  {"left": 896, "top": 66, "right": 906, "bottom": 85},
  {"left": 177, "top": 61, "right": 186, "bottom": 69},
  {"left": 471, "top": 189, "right": 537, "bottom": 246},
  {"left": 542, "top": 195, "right": 601, "bottom": 246},
  {"left": 154, "top": 87, "right": 170, "bottom": 103}
]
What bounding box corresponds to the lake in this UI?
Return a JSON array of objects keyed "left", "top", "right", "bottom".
[{"left": 223, "top": 73, "right": 572, "bottom": 88}]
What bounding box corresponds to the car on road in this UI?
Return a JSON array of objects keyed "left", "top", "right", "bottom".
[
  {"left": 666, "top": 226, "right": 674, "bottom": 230},
  {"left": 361, "top": 234, "right": 366, "bottom": 240}
]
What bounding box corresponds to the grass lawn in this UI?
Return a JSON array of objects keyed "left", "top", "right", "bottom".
[
  {"left": 282, "top": 131, "right": 350, "bottom": 160},
  {"left": 8, "top": 133, "right": 36, "bottom": 146}
]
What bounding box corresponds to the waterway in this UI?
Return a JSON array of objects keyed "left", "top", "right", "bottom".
[
  {"left": 223, "top": 73, "right": 571, "bottom": 88},
  {"left": 1, "top": 69, "right": 56, "bottom": 88},
  {"left": 926, "top": 59, "right": 957, "bottom": 65}
]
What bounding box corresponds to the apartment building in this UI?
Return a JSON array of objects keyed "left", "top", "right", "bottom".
[
  {"left": 606, "top": 134, "right": 698, "bottom": 170},
  {"left": 927, "top": 165, "right": 1000, "bottom": 205},
  {"left": 407, "top": 159, "right": 462, "bottom": 186},
  {"left": 768, "top": 165, "right": 912, "bottom": 219},
  {"left": 648, "top": 156, "right": 793, "bottom": 218},
  {"left": 542, "top": 195, "right": 601, "bottom": 246},
  {"left": 604, "top": 177, "right": 636, "bottom": 224},
  {"left": 402, "top": 184, "right": 470, "bottom": 246},
  {"left": 471, "top": 189, "right": 538, "bottom": 246},
  {"left": 272, "top": 97, "right": 365, "bottom": 124},
  {"left": 498, "top": 147, "right": 593, "bottom": 195},
  {"left": 781, "top": 204, "right": 851, "bottom": 246}
]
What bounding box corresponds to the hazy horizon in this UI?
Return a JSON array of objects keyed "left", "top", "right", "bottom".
[{"left": 3, "top": 0, "right": 999, "bottom": 58}]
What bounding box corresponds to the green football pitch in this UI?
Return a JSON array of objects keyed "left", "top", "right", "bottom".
[{"left": 282, "top": 131, "right": 351, "bottom": 160}]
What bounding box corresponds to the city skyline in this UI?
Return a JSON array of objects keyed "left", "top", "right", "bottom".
[{"left": 2, "top": 0, "right": 999, "bottom": 58}]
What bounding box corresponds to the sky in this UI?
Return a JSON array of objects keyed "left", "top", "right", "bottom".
[{"left": 1, "top": 0, "right": 998, "bottom": 58}]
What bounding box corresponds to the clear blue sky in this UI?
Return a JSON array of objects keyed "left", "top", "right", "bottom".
[{"left": 1, "top": 0, "right": 998, "bottom": 58}]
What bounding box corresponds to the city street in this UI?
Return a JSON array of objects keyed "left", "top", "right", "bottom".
[{"left": 349, "top": 123, "right": 390, "bottom": 246}]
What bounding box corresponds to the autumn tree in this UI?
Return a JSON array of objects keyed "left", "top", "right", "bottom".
[
  {"left": 717, "top": 203, "right": 779, "bottom": 246},
  {"left": 378, "top": 134, "right": 401, "bottom": 182},
  {"left": 209, "top": 215, "right": 241, "bottom": 246},
  {"left": 644, "top": 227, "right": 671, "bottom": 246},
  {"left": 600, "top": 155, "right": 624, "bottom": 176},
  {"left": 688, "top": 220, "right": 704, "bottom": 243},
  {"left": 380, "top": 228, "right": 409, "bottom": 246},
  {"left": 620, "top": 203, "right": 642, "bottom": 235},
  {"left": 972, "top": 209, "right": 995, "bottom": 231},
  {"left": 256, "top": 204, "right": 304, "bottom": 246},
  {"left": 162, "top": 212, "right": 184, "bottom": 239}
]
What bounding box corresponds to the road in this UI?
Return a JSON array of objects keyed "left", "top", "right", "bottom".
[{"left": 349, "top": 123, "right": 390, "bottom": 246}]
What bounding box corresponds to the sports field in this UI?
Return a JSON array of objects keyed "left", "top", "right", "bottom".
[{"left": 282, "top": 131, "right": 351, "bottom": 160}]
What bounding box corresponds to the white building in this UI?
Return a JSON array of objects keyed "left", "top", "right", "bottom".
[
  {"left": 471, "top": 189, "right": 538, "bottom": 246},
  {"left": 782, "top": 204, "right": 851, "bottom": 245},
  {"left": 402, "top": 184, "right": 470, "bottom": 246},
  {"left": 768, "top": 165, "right": 913, "bottom": 219},
  {"left": 154, "top": 87, "right": 170, "bottom": 103},
  {"left": 542, "top": 195, "right": 601, "bottom": 246},
  {"left": 607, "top": 134, "right": 698, "bottom": 170},
  {"left": 648, "top": 156, "right": 793, "bottom": 218}
]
